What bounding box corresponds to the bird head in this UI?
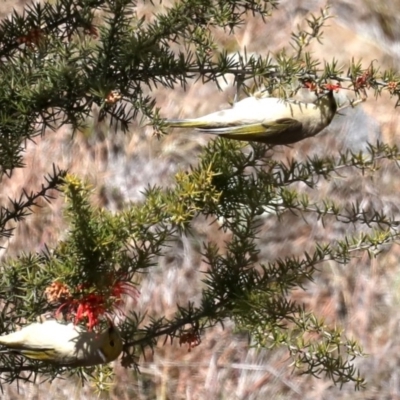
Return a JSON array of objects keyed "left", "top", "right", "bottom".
[
  {"left": 315, "top": 84, "right": 339, "bottom": 118},
  {"left": 97, "top": 322, "right": 123, "bottom": 363}
]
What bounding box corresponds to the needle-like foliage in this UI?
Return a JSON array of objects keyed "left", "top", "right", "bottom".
[{"left": 1, "top": 0, "right": 400, "bottom": 394}]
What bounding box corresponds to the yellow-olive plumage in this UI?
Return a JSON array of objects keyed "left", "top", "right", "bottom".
[
  {"left": 0, "top": 320, "right": 122, "bottom": 367},
  {"left": 166, "top": 91, "right": 337, "bottom": 145}
]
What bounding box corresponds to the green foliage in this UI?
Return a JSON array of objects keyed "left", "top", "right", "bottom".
[{"left": 1, "top": 0, "right": 400, "bottom": 394}]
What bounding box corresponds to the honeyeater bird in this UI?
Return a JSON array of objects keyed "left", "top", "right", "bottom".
[
  {"left": 0, "top": 320, "right": 122, "bottom": 367},
  {"left": 165, "top": 90, "right": 337, "bottom": 145}
]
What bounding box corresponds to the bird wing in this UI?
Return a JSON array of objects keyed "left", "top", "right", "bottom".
[
  {"left": 166, "top": 97, "right": 294, "bottom": 128},
  {"left": 196, "top": 118, "right": 303, "bottom": 144},
  {"left": 14, "top": 348, "right": 61, "bottom": 361}
]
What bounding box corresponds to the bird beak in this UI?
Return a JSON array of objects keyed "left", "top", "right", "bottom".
[
  {"left": 316, "top": 90, "right": 331, "bottom": 100},
  {"left": 105, "top": 315, "right": 118, "bottom": 335},
  {"left": 97, "top": 348, "right": 107, "bottom": 363}
]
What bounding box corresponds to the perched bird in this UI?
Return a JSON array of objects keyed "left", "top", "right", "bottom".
[
  {"left": 0, "top": 320, "right": 122, "bottom": 367},
  {"left": 165, "top": 90, "right": 337, "bottom": 145}
]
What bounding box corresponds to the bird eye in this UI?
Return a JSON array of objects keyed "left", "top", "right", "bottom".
[{"left": 110, "top": 340, "right": 115, "bottom": 347}]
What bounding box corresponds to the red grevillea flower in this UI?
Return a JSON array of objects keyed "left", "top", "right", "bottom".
[
  {"left": 75, "top": 293, "right": 106, "bottom": 330},
  {"left": 56, "top": 280, "right": 140, "bottom": 330},
  {"left": 111, "top": 280, "right": 140, "bottom": 311},
  {"left": 179, "top": 329, "right": 202, "bottom": 352}
]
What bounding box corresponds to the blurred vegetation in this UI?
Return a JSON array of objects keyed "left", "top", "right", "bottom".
[{"left": 1, "top": 0, "right": 400, "bottom": 397}]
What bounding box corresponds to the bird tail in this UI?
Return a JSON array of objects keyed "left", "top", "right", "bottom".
[
  {"left": 0, "top": 332, "right": 25, "bottom": 348},
  {"left": 164, "top": 119, "right": 211, "bottom": 129}
]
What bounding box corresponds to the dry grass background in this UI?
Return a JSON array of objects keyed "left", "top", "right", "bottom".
[{"left": 2, "top": 0, "right": 400, "bottom": 399}]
